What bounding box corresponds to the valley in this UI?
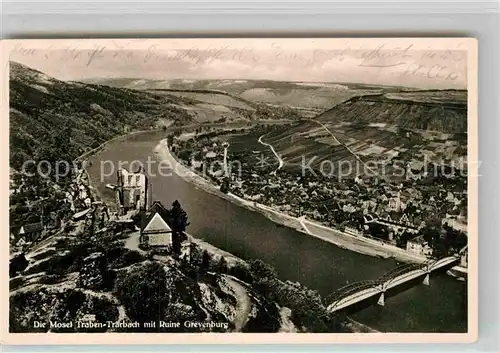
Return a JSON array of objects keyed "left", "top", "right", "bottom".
[{"left": 8, "top": 55, "right": 469, "bottom": 335}]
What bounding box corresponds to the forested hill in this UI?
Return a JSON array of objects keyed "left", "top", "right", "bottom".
[{"left": 9, "top": 61, "right": 195, "bottom": 170}]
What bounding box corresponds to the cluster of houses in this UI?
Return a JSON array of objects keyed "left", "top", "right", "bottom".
[
  {"left": 11, "top": 163, "right": 181, "bottom": 255},
  {"left": 10, "top": 168, "right": 108, "bottom": 249},
  {"left": 151, "top": 132, "right": 470, "bottom": 264},
  {"left": 173, "top": 134, "right": 468, "bottom": 260}
]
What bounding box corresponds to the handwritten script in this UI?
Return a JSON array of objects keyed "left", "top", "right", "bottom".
[{"left": 10, "top": 40, "right": 468, "bottom": 83}]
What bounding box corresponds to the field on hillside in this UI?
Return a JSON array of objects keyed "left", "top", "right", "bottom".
[
  {"left": 223, "top": 89, "right": 468, "bottom": 179},
  {"left": 169, "top": 103, "right": 244, "bottom": 123},
  {"left": 150, "top": 90, "right": 255, "bottom": 111},
  {"left": 239, "top": 86, "right": 381, "bottom": 110},
  {"left": 221, "top": 129, "right": 282, "bottom": 171},
  {"left": 316, "top": 91, "right": 468, "bottom": 134},
  {"left": 384, "top": 90, "right": 467, "bottom": 105}
]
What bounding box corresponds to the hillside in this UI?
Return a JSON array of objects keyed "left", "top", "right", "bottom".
[
  {"left": 9, "top": 62, "right": 198, "bottom": 170},
  {"left": 9, "top": 214, "right": 285, "bottom": 333},
  {"left": 144, "top": 89, "right": 258, "bottom": 122},
  {"left": 10, "top": 63, "right": 302, "bottom": 171},
  {"left": 83, "top": 78, "right": 392, "bottom": 112},
  {"left": 9, "top": 165, "right": 340, "bottom": 333},
  {"left": 149, "top": 89, "right": 256, "bottom": 111},
  {"left": 315, "top": 91, "right": 467, "bottom": 133},
  {"left": 9, "top": 62, "right": 345, "bottom": 333},
  {"left": 228, "top": 90, "right": 468, "bottom": 178}
]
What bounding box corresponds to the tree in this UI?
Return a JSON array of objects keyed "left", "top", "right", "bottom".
[
  {"left": 9, "top": 253, "right": 29, "bottom": 277},
  {"left": 420, "top": 216, "right": 443, "bottom": 256},
  {"left": 217, "top": 256, "right": 228, "bottom": 274},
  {"left": 220, "top": 177, "right": 230, "bottom": 194},
  {"left": 248, "top": 259, "right": 340, "bottom": 333},
  {"left": 442, "top": 226, "right": 468, "bottom": 255},
  {"left": 396, "top": 231, "right": 411, "bottom": 249},
  {"left": 249, "top": 259, "right": 278, "bottom": 280},
  {"left": 201, "top": 250, "right": 211, "bottom": 271},
  {"left": 369, "top": 222, "right": 389, "bottom": 240},
  {"left": 170, "top": 200, "right": 190, "bottom": 254},
  {"left": 181, "top": 243, "right": 204, "bottom": 279}
]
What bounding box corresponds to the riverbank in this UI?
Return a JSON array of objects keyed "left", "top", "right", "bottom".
[
  {"left": 81, "top": 130, "right": 467, "bottom": 333},
  {"left": 157, "top": 138, "right": 467, "bottom": 273},
  {"left": 79, "top": 132, "right": 250, "bottom": 271},
  {"left": 345, "top": 316, "right": 380, "bottom": 333}
]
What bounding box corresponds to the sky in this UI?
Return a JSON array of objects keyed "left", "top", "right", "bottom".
[{"left": 8, "top": 38, "right": 470, "bottom": 89}]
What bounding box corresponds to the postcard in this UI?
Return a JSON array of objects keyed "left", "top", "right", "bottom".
[{"left": 1, "top": 38, "right": 478, "bottom": 344}]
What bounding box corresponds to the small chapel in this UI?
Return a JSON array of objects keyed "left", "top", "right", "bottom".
[{"left": 139, "top": 201, "right": 174, "bottom": 248}]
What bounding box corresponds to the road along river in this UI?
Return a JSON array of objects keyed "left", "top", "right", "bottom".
[{"left": 86, "top": 130, "right": 467, "bottom": 333}]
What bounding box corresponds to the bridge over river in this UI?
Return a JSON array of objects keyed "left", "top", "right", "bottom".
[{"left": 326, "top": 256, "right": 460, "bottom": 313}]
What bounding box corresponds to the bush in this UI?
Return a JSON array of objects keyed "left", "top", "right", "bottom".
[
  {"left": 243, "top": 300, "right": 281, "bottom": 333},
  {"left": 31, "top": 249, "right": 58, "bottom": 261},
  {"left": 109, "top": 249, "right": 145, "bottom": 269},
  {"left": 228, "top": 262, "right": 253, "bottom": 283},
  {"left": 23, "top": 252, "right": 75, "bottom": 276},
  {"left": 9, "top": 276, "right": 25, "bottom": 291},
  {"left": 249, "top": 259, "right": 277, "bottom": 280},
  {"left": 66, "top": 240, "right": 94, "bottom": 272},
  {"left": 40, "top": 274, "right": 65, "bottom": 285},
  {"left": 46, "top": 254, "right": 75, "bottom": 276},
  {"left": 215, "top": 257, "right": 228, "bottom": 275}
]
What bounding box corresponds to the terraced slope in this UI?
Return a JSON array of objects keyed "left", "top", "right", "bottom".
[{"left": 231, "top": 90, "right": 468, "bottom": 177}]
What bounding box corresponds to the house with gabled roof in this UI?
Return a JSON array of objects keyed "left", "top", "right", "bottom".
[
  {"left": 139, "top": 201, "right": 173, "bottom": 248},
  {"left": 18, "top": 222, "right": 44, "bottom": 242},
  {"left": 399, "top": 213, "right": 411, "bottom": 226},
  {"left": 406, "top": 235, "right": 433, "bottom": 257},
  {"left": 369, "top": 209, "right": 420, "bottom": 236}
]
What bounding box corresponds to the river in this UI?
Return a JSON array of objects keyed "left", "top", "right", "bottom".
[{"left": 86, "top": 130, "right": 467, "bottom": 333}]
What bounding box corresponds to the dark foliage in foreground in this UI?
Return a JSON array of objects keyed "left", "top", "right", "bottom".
[{"left": 229, "top": 259, "right": 342, "bottom": 332}]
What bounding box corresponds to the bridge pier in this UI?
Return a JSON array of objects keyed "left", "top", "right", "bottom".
[
  {"left": 423, "top": 273, "right": 430, "bottom": 286},
  {"left": 377, "top": 292, "right": 385, "bottom": 306}
]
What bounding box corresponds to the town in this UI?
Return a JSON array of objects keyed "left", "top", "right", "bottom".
[
  {"left": 9, "top": 160, "right": 343, "bottom": 334},
  {"left": 170, "top": 128, "right": 468, "bottom": 267},
  {"left": 7, "top": 39, "right": 473, "bottom": 336}
]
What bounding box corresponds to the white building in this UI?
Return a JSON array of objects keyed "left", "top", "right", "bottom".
[
  {"left": 140, "top": 201, "right": 173, "bottom": 248},
  {"left": 406, "top": 236, "right": 433, "bottom": 257}
]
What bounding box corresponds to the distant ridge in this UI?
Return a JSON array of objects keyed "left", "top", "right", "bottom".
[{"left": 315, "top": 90, "right": 467, "bottom": 134}]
